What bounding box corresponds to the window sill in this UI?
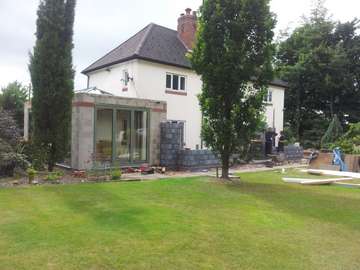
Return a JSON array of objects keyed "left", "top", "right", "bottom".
[{"left": 165, "top": 90, "right": 187, "bottom": 96}]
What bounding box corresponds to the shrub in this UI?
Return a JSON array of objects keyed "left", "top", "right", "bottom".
[
  {"left": 0, "top": 81, "right": 28, "bottom": 129},
  {"left": 27, "top": 167, "right": 37, "bottom": 183},
  {"left": 0, "top": 110, "right": 28, "bottom": 177},
  {"left": 301, "top": 117, "right": 329, "bottom": 149},
  {"left": 283, "top": 125, "right": 297, "bottom": 145},
  {"left": 321, "top": 115, "right": 343, "bottom": 149},
  {"left": 330, "top": 123, "right": 360, "bottom": 154},
  {"left": 45, "top": 171, "right": 64, "bottom": 182},
  {"left": 111, "top": 169, "right": 122, "bottom": 181},
  {"left": 0, "top": 110, "right": 21, "bottom": 147},
  {"left": 22, "top": 141, "right": 47, "bottom": 171}
]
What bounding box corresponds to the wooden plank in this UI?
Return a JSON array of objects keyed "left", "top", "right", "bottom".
[
  {"left": 301, "top": 178, "right": 353, "bottom": 185},
  {"left": 306, "top": 169, "right": 360, "bottom": 179},
  {"left": 283, "top": 178, "right": 305, "bottom": 183},
  {"left": 283, "top": 177, "right": 353, "bottom": 185}
]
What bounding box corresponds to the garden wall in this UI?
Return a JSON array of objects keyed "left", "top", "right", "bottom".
[{"left": 160, "top": 122, "right": 220, "bottom": 170}]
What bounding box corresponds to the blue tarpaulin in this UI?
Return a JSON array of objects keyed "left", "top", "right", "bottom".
[{"left": 333, "top": 148, "right": 348, "bottom": 172}]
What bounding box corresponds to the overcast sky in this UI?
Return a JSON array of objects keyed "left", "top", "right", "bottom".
[{"left": 0, "top": 0, "right": 359, "bottom": 90}]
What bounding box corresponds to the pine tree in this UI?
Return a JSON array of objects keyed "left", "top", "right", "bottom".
[
  {"left": 29, "top": 0, "right": 76, "bottom": 171},
  {"left": 191, "top": 0, "right": 275, "bottom": 179},
  {"left": 321, "top": 115, "right": 343, "bottom": 148},
  {"left": 277, "top": 1, "right": 360, "bottom": 146}
]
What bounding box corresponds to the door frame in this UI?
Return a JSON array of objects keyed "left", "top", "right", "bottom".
[{"left": 93, "top": 104, "right": 151, "bottom": 167}]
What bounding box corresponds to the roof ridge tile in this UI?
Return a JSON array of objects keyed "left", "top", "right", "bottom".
[{"left": 135, "top": 23, "right": 155, "bottom": 55}]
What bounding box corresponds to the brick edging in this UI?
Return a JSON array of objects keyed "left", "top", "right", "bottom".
[
  {"left": 165, "top": 90, "right": 187, "bottom": 96},
  {"left": 72, "top": 102, "right": 95, "bottom": 108}
]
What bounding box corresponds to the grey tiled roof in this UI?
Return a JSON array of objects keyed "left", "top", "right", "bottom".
[
  {"left": 82, "top": 23, "right": 288, "bottom": 88},
  {"left": 269, "top": 78, "right": 288, "bottom": 88},
  {"left": 82, "top": 23, "right": 191, "bottom": 74}
]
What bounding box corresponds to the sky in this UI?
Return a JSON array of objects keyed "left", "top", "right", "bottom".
[{"left": 0, "top": 0, "right": 359, "bottom": 90}]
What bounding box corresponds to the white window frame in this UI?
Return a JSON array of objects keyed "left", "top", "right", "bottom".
[
  {"left": 122, "top": 69, "right": 130, "bottom": 87},
  {"left": 166, "top": 73, "right": 187, "bottom": 91},
  {"left": 264, "top": 89, "right": 273, "bottom": 103}
]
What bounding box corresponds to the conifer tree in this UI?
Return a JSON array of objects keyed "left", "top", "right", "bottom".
[
  {"left": 29, "top": 0, "right": 76, "bottom": 171},
  {"left": 321, "top": 115, "right": 343, "bottom": 148}
]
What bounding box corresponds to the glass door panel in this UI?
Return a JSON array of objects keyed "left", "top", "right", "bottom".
[
  {"left": 95, "top": 109, "right": 113, "bottom": 162},
  {"left": 133, "top": 111, "right": 148, "bottom": 162},
  {"left": 116, "top": 110, "right": 131, "bottom": 162}
]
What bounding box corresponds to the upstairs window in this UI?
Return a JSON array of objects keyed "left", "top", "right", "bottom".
[
  {"left": 166, "top": 74, "right": 172, "bottom": 89},
  {"left": 123, "top": 70, "right": 130, "bottom": 86},
  {"left": 264, "top": 89, "right": 273, "bottom": 103},
  {"left": 166, "top": 73, "right": 186, "bottom": 91}
]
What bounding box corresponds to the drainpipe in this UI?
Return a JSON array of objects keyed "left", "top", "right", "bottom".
[{"left": 86, "top": 74, "right": 90, "bottom": 88}]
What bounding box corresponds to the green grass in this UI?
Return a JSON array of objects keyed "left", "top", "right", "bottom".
[{"left": 0, "top": 170, "right": 360, "bottom": 270}]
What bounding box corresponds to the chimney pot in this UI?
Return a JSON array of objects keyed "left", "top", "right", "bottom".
[{"left": 178, "top": 8, "right": 197, "bottom": 50}]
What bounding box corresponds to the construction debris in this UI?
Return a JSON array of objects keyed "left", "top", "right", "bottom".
[
  {"left": 305, "top": 169, "right": 360, "bottom": 179},
  {"left": 283, "top": 177, "right": 353, "bottom": 185},
  {"left": 283, "top": 168, "right": 360, "bottom": 188}
]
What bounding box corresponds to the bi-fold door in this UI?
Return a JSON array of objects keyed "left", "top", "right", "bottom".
[{"left": 94, "top": 107, "right": 149, "bottom": 166}]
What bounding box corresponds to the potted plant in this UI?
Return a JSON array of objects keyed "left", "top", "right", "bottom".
[
  {"left": 27, "top": 167, "right": 37, "bottom": 184},
  {"left": 111, "top": 169, "right": 122, "bottom": 181}
]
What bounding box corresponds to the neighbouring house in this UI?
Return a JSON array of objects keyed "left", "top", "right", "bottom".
[{"left": 24, "top": 8, "right": 287, "bottom": 170}]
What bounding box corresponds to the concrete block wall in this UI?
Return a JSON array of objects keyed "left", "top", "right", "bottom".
[
  {"left": 177, "top": 149, "right": 220, "bottom": 170},
  {"left": 160, "top": 122, "right": 184, "bottom": 168},
  {"left": 71, "top": 94, "right": 95, "bottom": 170},
  {"left": 160, "top": 121, "right": 220, "bottom": 170}
]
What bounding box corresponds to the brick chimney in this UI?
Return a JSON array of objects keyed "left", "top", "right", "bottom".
[{"left": 177, "top": 8, "right": 197, "bottom": 50}]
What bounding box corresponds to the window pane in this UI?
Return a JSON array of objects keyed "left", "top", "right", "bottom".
[
  {"left": 166, "top": 74, "right": 172, "bottom": 89},
  {"left": 180, "top": 76, "right": 186, "bottom": 90},
  {"left": 134, "top": 111, "right": 148, "bottom": 161},
  {"left": 95, "top": 109, "right": 113, "bottom": 162},
  {"left": 123, "top": 70, "right": 129, "bottom": 86},
  {"left": 173, "top": 75, "right": 179, "bottom": 90},
  {"left": 116, "top": 110, "right": 131, "bottom": 162}
]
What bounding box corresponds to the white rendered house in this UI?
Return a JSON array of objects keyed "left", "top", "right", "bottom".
[{"left": 82, "top": 8, "right": 287, "bottom": 151}]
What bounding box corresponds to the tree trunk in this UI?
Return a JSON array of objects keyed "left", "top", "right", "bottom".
[
  {"left": 221, "top": 153, "right": 230, "bottom": 179},
  {"left": 48, "top": 162, "right": 54, "bottom": 172},
  {"left": 48, "top": 145, "right": 55, "bottom": 172},
  {"left": 295, "top": 87, "right": 301, "bottom": 141}
]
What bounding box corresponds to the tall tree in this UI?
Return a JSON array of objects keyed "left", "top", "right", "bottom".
[
  {"left": 191, "top": 0, "right": 275, "bottom": 179},
  {"left": 0, "top": 81, "right": 29, "bottom": 129},
  {"left": 29, "top": 0, "right": 76, "bottom": 171},
  {"left": 276, "top": 1, "right": 360, "bottom": 147},
  {"left": 321, "top": 114, "right": 343, "bottom": 148}
]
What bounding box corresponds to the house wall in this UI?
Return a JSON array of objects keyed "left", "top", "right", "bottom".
[
  {"left": 136, "top": 60, "right": 203, "bottom": 149},
  {"left": 71, "top": 93, "right": 167, "bottom": 170},
  {"left": 87, "top": 59, "right": 139, "bottom": 98},
  {"left": 86, "top": 60, "right": 285, "bottom": 149},
  {"left": 264, "top": 85, "right": 285, "bottom": 144}
]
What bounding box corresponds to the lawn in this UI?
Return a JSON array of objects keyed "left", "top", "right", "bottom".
[{"left": 0, "top": 170, "right": 360, "bottom": 270}]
